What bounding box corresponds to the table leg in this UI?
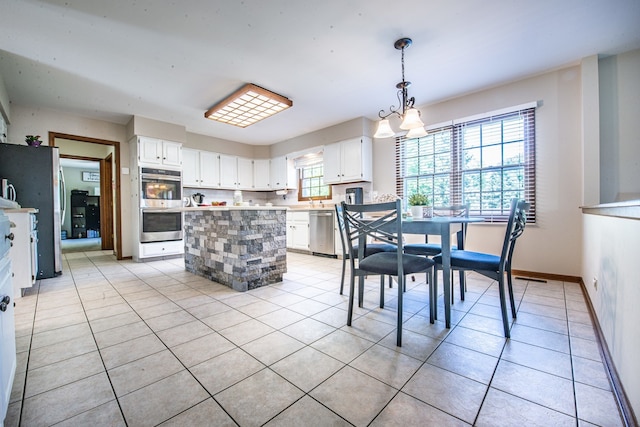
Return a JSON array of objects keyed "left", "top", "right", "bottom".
[{"left": 441, "top": 225, "right": 452, "bottom": 328}]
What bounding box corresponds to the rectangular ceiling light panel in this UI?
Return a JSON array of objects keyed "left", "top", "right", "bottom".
[{"left": 205, "top": 83, "right": 293, "bottom": 128}]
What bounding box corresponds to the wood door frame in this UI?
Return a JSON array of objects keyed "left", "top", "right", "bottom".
[{"left": 49, "top": 132, "right": 123, "bottom": 260}]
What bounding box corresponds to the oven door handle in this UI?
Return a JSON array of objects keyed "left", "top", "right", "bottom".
[
  {"left": 141, "top": 174, "right": 182, "bottom": 182},
  {"left": 141, "top": 207, "right": 184, "bottom": 213}
]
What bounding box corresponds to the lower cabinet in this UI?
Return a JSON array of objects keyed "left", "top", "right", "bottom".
[
  {"left": 138, "top": 240, "right": 184, "bottom": 259},
  {"left": 1, "top": 212, "right": 16, "bottom": 424},
  {"left": 5, "top": 211, "right": 38, "bottom": 298},
  {"left": 286, "top": 211, "right": 309, "bottom": 251}
]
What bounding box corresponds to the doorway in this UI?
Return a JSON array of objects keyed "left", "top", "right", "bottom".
[{"left": 49, "top": 132, "right": 123, "bottom": 259}]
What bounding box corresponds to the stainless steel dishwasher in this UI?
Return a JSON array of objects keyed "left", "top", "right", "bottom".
[{"left": 309, "top": 210, "right": 335, "bottom": 256}]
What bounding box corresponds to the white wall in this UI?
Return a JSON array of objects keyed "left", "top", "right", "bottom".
[
  {"left": 582, "top": 213, "right": 640, "bottom": 417},
  {"left": 374, "top": 65, "right": 585, "bottom": 277},
  {"left": 599, "top": 49, "right": 640, "bottom": 203},
  {"left": 6, "top": 105, "right": 132, "bottom": 257},
  {"left": 581, "top": 48, "right": 640, "bottom": 420}
]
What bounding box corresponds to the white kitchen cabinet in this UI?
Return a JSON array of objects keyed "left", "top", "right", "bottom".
[
  {"left": 323, "top": 137, "right": 372, "bottom": 184},
  {"left": 270, "top": 156, "right": 297, "bottom": 190},
  {"left": 199, "top": 151, "right": 220, "bottom": 187},
  {"left": 183, "top": 148, "right": 220, "bottom": 188},
  {"left": 137, "top": 136, "right": 182, "bottom": 168},
  {"left": 219, "top": 155, "right": 254, "bottom": 190},
  {"left": 0, "top": 211, "right": 16, "bottom": 424},
  {"left": 253, "top": 159, "right": 271, "bottom": 190},
  {"left": 138, "top": 240, "right": 183, "bottom": 259},
  {"left": 237, "top": 158, "right": 254, "bottom": 189},
  {"left": 5, "top": 211, "right": 37, "bottom": 298},
  {"left": 286, "top": 211, "right": 309, "bottom": 251},
  {"left": 219, "top": 154, "right": 238, "bottom": 188}
]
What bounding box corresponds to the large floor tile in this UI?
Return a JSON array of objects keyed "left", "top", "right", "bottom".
[
  {"left": 215, "top": 368, "right": 304, "bottom": 427},
  {"left": 310, "top": 366, "right": 397, "bottom": 426},
  {"left": 264, "top": 395, "right": 351, "bottom": 426},
  {"left": 476, "top": 387, "right": 575, "bottom": 427},
  {"left": 108, "top": 350, "right": 184, "bottom": 397},
  {"left": 21, "top": 373, "right": 115, "bottom": 426},
  {"left": 157, "top": 398, "right": 236, "bottom": 427},
  {"left": 371, "top": 391, "right": 469, "bottom": 427},
  {"left": 402, "top": 363, "right": 486, "bottom": 424},
  {"left": 491, "top": 359, "right": 575, "bottom": 416},
  {"left": 271, "top": 346, "right": 345, "bottom": 392},
  {"left": 118, "top": 370, "right": 209, "bottom": 427},
  {"left": 24, "top": 351, "right": 104, "bottom": 398},
  {"left": 190, "top": 347, "right": 265, "bottom": 395}
]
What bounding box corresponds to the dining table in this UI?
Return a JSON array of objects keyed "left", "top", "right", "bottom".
[{"left": 401, "top": 216, "right": 484, "bottom": 328}]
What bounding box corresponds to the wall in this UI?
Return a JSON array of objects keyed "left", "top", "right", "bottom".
[
  {"left": 5, "top": 105, "right": 132, "bottom": 257},
  {"left": 270, "top": 117, "right": 374, "bottom": 158},
  {"left": 581, "top": 48, "right": 640, "bottom": 420},
  {"left": 599, "top": 49, "right": 640, "bottom": 203},
  {"left": 374, "top": 65, "right": 585, "bottom": 277},
  {"left": 582, "top": 212, "right": 640, "bottom": 418}
]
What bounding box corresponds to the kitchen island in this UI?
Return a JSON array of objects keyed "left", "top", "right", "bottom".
[{"left": 182, "top": 206, "right": 287, "bottom": 292}]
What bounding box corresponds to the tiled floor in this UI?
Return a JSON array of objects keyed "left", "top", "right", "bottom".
[{"left": 4, "top": 251, "right": 625, "bottom": 426}]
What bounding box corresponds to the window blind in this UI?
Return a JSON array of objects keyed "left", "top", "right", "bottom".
[{"left": 396, "top": 106, "right": 536, "bottom": 223}]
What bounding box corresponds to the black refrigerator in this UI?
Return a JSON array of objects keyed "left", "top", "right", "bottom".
[{"left": 0, "top": 144, "right": 63, "bottom": 278}]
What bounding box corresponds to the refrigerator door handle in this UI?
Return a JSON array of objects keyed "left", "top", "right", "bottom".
[{"left": 60, "top": 167, "right": 66, "bottom": 223}]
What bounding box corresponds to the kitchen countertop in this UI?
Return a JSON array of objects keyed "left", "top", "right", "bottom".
[{"left": 0, "top": 208, "right": 39, "bottom": 214}]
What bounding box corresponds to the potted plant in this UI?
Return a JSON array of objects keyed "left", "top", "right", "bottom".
[
  {"left": 25, "top": 135, "right": 43, "bottom": 147},
  {"left": 408, "top": 192, "right": 433, "bottom": 219}
]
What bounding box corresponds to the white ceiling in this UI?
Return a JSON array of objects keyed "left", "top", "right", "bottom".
[{"left": 1, "top": 1, "right": 639, "bottom": 146}]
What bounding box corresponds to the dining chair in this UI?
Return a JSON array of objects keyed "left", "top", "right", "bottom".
[
  {"left": 432, "top": 198, "right": 530, "bottom": 338},
  {"left": 335, "top": 204, "right": 396, "bottom": 296},
  {"left": 341, "top": 200, "right": 434, "bottom": 346},
  {"left": 404, "top": 204, "right": 470, "bottom": 303}
]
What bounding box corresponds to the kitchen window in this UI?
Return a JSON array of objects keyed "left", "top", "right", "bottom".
[
  {"left": 396, "top": 105, "right": 536, "bottom": 222},
  {"left": 298, "top": 164, "right": 332, "bottom": 201}
]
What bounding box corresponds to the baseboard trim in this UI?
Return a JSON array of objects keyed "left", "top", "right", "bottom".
[
  {"left": 577, "top": 279, "right": 638, "bottom": 427},
  {"left": 511, "top": 269, "right": 581, "bottom": 283}
]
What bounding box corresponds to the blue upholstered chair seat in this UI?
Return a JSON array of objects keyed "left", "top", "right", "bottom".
[
  {"left": 404, "top": 243, "right": 456, "bottom": 256},
  {"left": 433, "top": 250, "right": 499, "bottom": 271},
  {"left": 359, "top": 252, "right": 435, "bottom": 276}
]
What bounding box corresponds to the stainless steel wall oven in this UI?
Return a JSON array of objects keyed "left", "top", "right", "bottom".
[
  {"left": 139, "top": 167, "right": 182, "bottom": 208},
  {"left": 139, "top": 167, "right": 183, "bottom": 242},
  {"left": 140, "top": 209, "right": 183, "bottom": 243}
]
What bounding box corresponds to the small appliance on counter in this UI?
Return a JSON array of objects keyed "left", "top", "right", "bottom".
[
  {"left": 1, "top": 178, "right": 17, "bottom": 201},
  {"left": 345, "top": 187, "right": 363, "bottom": 204},
  {"left": 191, "top": 193, "right": 205, "bottom": 206}
]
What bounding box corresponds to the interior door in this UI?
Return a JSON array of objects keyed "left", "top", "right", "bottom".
[{"left": 100, "top": 154, "right": 114, "bottom": 250}]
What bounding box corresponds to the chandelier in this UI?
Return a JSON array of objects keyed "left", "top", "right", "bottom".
[{"left": 373, "top": 38, "right": 427, "bottom": 139}]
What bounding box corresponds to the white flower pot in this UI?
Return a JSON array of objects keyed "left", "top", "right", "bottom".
[{"left": 411, "top": 205, "right": 433, "bottom": 219}]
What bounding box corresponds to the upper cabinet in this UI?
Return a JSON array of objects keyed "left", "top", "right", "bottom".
[
  {"left": 253, "top": 159, "right": 271, "bottom": 191},
  {"left": 270, "top": 156, "right": 297, "bottom": 190},
  {"left": 219, "top": 155, "right": 255, "bottom": 190},
  {"left": 137, "top": 136, "right": 182, "bottom": 168},
  {"left": 324, "top": 136, "right": 372, "bottom": 184},
  {"left": 183, "top": 148, "right": 220, "bottom": 188}
]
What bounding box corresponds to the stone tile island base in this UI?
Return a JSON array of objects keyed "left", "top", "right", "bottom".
[{"left": 183, "top": 207, "right": 287, "bottom": 292}]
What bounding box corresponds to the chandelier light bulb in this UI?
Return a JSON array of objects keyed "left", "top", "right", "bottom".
[
  {"left": 399, "top": 108, "right": 425, "bottom": 130},
  {"left": 374, "top": 119, "right": 395, "bottom": 139}
]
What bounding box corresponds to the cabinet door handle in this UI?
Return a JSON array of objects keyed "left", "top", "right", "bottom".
[
  {"left": 0, "top": 295, "right": 10, "bottom": 312},
  {"left": 5, "top": 232, "right": 14, "bottom": 241}
]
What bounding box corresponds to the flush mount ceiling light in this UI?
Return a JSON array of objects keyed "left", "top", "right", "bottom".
[
  {"left": 374, "top": 38, "right": 427, "bottom": 139},
  {"left": 204, "top": 83, "right": 292, "bottom": 128}
]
